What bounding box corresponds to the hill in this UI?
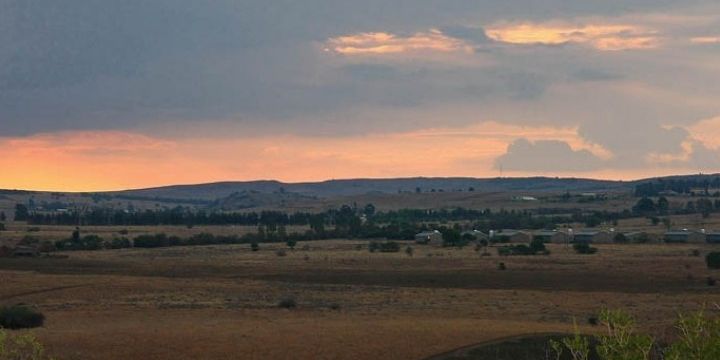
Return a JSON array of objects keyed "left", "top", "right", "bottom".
[{"left": 112, "top": 177, "right": 630, "bottom": 200}]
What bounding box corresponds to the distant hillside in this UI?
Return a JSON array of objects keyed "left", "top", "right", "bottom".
[
  {"left": 112, "top": 177, "right": 631, "bottom": 201},
  {"left": 211, "top": 190, "right": 318, "bottom": 210}
]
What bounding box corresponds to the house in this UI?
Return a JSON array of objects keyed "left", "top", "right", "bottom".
[
  {"left": 415, "top": 230, "right": 443, "bottom": 246},
  {"left": 664, "top": 230, "right": 706, "bottom": 244},
  {"left": 705, "top": 232, "right": 720, "bottom": 244},
  {"left": 533, "top": 230, "right": 569, "bottom": 244},
  {"left": 512, "top": 196, "right": 538, "bottom": 202},
  {"left": 492, "top": 230, "right": 531, "bottom": 243},
  {"left": 12, "top": 246, "right": 40, "bottom": 257},
  {"left": 572, "top": 230, "right": 612, "bottom": 244}
]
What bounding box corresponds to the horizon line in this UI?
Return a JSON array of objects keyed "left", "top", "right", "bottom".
[{"left": 2, "top": 172, "right": 716, "bottom": 194}]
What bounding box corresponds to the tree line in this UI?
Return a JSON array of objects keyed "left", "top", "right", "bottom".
[
  {"left": 16, "top": 203, "right": 641, "bottom": 231},
  {"left": 635, "top": 177, "right": 720, "bottom": 197}
]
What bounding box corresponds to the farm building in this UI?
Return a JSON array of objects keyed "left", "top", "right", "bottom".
[
  {"left": 415, "top": 230, "right": 443, "bottom": 246},
  {"left": 706, "top": 232, "right": 720, "bottom": 244},
  {"left": 533, "top": 230, "right": 569, "bottom": 244},
  {"left": 664, "top": 230, "right": 706, "bottom": 244},
  {"left": 492, "top": 230, "right": 531, "bottom": 243},
  {"left": 12, "top": 246, "right": 40, "bottom": 257},
  {"left": 572, "top": 230, "right": 612, "bottom": 244}
]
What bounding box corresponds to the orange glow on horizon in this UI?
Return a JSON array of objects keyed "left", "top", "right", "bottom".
[{"left": 0, "top": 124, "right": 708, "bottom": 192}]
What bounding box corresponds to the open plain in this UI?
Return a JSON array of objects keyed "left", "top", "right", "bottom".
[{"left": 1, "top": 238, "right": 719, "bottom": 359}]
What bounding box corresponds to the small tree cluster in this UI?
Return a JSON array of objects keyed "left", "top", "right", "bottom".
[
  {"left": 707, "top": 252, "right": 720, "bottom": 269},
  {"left": 368, "top": 241, "right": 401, "bottom": 253},
  {"left": 498, "top": 238, "right": 549, "bottom": 256},
  {"left": 0, "top": 305, "right": 45, "bottom": 330},
  {"left": 574, "top": 242, "right": 599, "bottom": 255}
]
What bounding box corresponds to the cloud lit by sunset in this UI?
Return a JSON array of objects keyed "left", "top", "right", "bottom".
[
  {"left": 486, "top": 23, "right": 659, "bottom": 50},
  {"left": 325, "top": 29, "right": 473, "bottom": 56}
]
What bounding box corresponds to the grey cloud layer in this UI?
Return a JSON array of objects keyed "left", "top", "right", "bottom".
[{"left": 2, "top": 0, "right": 720, "bottom": 172}]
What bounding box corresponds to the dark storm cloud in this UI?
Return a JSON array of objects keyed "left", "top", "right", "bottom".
[{"left": 1, "top": 0, "right": 712, "bottom": 136}]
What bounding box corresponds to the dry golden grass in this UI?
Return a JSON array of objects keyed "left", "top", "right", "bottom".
[{"left": 1, "top": 240, "right": 720, "bottom": 359}]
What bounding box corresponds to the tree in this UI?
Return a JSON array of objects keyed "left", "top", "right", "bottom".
[
  {"left": 529, "top": 238, "right": 547, "bottom": 254},
  {"left": 286, "top": 238, "right": 297, "bottom": 250},
  {"left": 251, "top": 241, "right": 260, "bottom": 252},
  {"left": 662, "top": 218, "right": 672, "bottom": 230},
  {"left": 707, "top": 252, "right": 720, "bottom": 269},
  {"left": 14, "top": 204, "right": 29, "bottom": 222},
  {"left": 657, "top": 196, "right": 669, "bottom": 213},
  {"left": 0, "top": 212, "right": 5, "bottom": 221},
  {"left": 613, "top": 233, "right": 628, "bottom": 243},
  {"left": 574, "top": 242, "right": 598, "bottom": 254},
  {"left": 633, "top": 197, "right": 656, "bottom": 214},
  {"left": 697, "top": 198, "right": 714, "bottom": 218},
  {"left": 277, "top": 225, "right": 288, "bottom": 241},
  {"left": 363, "top": 203, "right": 376, "bottom": 217}
]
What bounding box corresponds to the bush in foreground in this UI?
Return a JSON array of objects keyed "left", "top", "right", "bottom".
[
  {"left": 552, "top": 309, "right": 720, "bottom": 360},
  {"left": 0, "top": 305, "right": 45, "bottom": 330},
  {"left": 0, "top": 329, "right": 48, "bottom": 359}
]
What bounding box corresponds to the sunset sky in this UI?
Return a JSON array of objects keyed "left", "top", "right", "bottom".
[{"left": 2, "top": 1, "right": 720, "bottom": 191}]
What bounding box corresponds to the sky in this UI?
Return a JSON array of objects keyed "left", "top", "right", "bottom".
[{"left": 2, "top": 0, "right": 720, "bottom": 191}]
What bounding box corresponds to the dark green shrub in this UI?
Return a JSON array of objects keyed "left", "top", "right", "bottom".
[
  {"left": 368, "top": 241, "right": 400, "bottom": 253},
  {"left": 529, "top": 238, "right": 547, "bottom": 253},
  {"left": 251, "top": 242, "right": 260, "bottom": 252},
  {"left": 132, "top": 233, "right": 182, "bottom": 248},
  {"left": 278, "top": 297, "right": 296, "bottom": 309},
  {"left": 498, "top": 241, "right": 549, "bottom": 256},
  {"left": 574, "top": 243, "right": 598, "bottom": 255},
  {"left": 405, "top": 246, "right": 414, "bottom": 257},
  {"left": 613, "top": 233, "right": 628, "bottom": 243},
  {"left": 707, "top": 252, "right": 720, "bottom": 269},
  {"left": 55, "top": 234, "right": 105, "bottom": 251},
  {"left": 109, "top": 237, "right": 131, "bottom": 249},
  {"left": 498, "top": 262, "right": 507, "bottom": 270},
  {"left": 0, "top": 305, "right": 45, "bottom": 329}
]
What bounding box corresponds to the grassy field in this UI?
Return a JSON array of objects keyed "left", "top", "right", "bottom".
[{"left": 1, "top": 239, "right": 719, "bottom": 359}]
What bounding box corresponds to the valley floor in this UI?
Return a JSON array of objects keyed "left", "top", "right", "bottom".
[{"left": 1, "top": 241, "right": 719, "bottom": 359}]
